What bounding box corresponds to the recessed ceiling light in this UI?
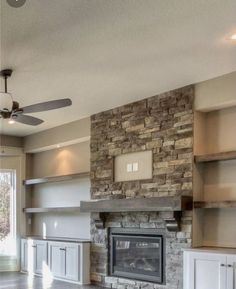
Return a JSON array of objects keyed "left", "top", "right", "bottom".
[
  {"left": 230, "top": 33, "right": 236, "bottom": 40},
  {"left": 8, "top": 119, "right": 15, "bottom": 124}
]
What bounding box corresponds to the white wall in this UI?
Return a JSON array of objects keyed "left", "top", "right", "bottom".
[
  {"left": 195, "top": 71, "right": 236, "bottom": 112},
  {"left": 31, "top": 177, "right": 90, "bottom": 239}
]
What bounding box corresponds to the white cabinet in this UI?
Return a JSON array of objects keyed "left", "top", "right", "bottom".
[
  {"left": 48, "top": 241, "right": 90, "bottom": 284},
  {"left": 21, "top": 238, "right": 90, "bottom": 284},
  {"left": 226, "top": 255, "right": 236, "bottom": 289},
  {"left": 21, "top": 239, "right": 47, "bottom": 275},
  {"left": 48, "top": 242, "right": 63, "bottom": 278},
  {"left": 184, "top": 250, "right": 236, "bottom": 289},
  {"left": 64, "top": 243, "right": 80, "bottom": 281},
  {"left": 33, "top": 240, "right": 48, "bottom": 275},
  {"left": 48, "top": 242, "right": 80, "bottom": 281},
  {"left": 21, "top": 239, "right": 28, "bottom": 272}
]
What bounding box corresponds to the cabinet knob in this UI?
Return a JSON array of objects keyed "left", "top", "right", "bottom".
[
  {"left": 221, "top": 264, "right": 226, "bottom": 267},
  {"left": 32, "top": 245, "right": 36, "bottom": 248},
  {"left": 60, "top": 248, "right": 66, "bottom": 251},
  {"left": 228, "top": 264, "right": 233, "bottom": 268}
]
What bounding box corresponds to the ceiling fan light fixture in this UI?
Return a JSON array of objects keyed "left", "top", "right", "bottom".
[{"left": 0, "top": 92, "right": 13, "bottom": 111}]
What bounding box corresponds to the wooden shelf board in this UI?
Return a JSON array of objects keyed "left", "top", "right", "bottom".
[
  {"left": 22, "top": 236, "right": 91, "bottom": 243},
  {"left": 23, "top": 172, "right": 90, "bottom": 186},
  {"left": 80, "top": 196, "right": 193, "bottom": 213},
  {"left": 194, "top": 201, "right": 236, "bottom": 209},
  {"left": 23, "top": 207, "right": 81, "bottom": 213},
  {"left": 195, "top": 151, "right": 236, "bottom": 163}
]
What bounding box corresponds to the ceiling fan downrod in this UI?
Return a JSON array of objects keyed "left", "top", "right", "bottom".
[{"left": 0, "top": 69, "right": 13, "bottom": 93}]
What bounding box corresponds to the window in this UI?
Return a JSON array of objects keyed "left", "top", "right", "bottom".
[{"left": 0, "top": 169, "right": 16, "bottom": 256}]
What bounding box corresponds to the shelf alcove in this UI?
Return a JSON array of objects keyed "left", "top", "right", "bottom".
[{"left": 193, "top": 107, "right": 236, "bottom": 248}]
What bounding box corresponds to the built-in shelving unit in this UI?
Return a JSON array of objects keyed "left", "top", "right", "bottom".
[
  {"left": 23, "top": 207, "right": 81, "bottom": 213},
  {"left": 23, "top": 172, "right": 89, "bottom": 215},
  {"left": 193, "top": 108, "right": 236, "bottom": 248},
  {"left": 23, "top": 172, "right": 90, "bottom": 186},
  {"left": 195, "top": 150, "right": 236, "bottom": 163},
  {"left": 23, "top": 167, "right": 90, "bottom": 238}
]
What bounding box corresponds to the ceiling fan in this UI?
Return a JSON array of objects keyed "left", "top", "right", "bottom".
[{"left": 0, "top": 69, "right": 72, "bottom": 126}]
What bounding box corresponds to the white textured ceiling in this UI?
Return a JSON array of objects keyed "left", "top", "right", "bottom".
[{"left": 0, "top": 0, "right": 236, "bottom": 136}]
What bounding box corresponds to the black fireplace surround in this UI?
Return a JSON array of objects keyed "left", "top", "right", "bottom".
[{"left": 109, "top": 228, "right": 165, "bottom": 284}]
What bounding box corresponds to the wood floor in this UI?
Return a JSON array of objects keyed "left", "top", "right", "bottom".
[{"left": 0, "top": 272, "right": 98, "bottom": 289}]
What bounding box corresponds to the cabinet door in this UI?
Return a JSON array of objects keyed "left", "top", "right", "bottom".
[
  {"left": 34, "top": 240, "right": 47, "bottom": 275},
  {"left": 21, "top": 239, "right": 28, "bottom": 272},
  {"left": 48, "top": 242, "right": 65, "bottom": 278},
  {"left": 64, "top": 243, "right": 79, "bottom": 281},
  {"left": 226, "top": 255, "right": 236, "bottom": 289},
  {"left": 184, "top": 251, "right": 227, "bottom": 289},
  {"left": 26, "top": 240, "right": 35, "bottom": 274}
]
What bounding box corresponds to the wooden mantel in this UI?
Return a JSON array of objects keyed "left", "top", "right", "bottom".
[
  {"left": 80, "top": 196, "right": 192, "bottom": 213},
  {"left": 80, "top": 196, "right": 192, "bottom": 232}
]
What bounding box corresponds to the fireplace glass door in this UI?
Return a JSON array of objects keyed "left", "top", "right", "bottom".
[{"left": 110, "top": 231, "right": 164, "bottom": 283}]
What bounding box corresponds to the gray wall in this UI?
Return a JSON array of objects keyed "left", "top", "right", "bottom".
[
  {"left": 30, "top": 141, "right": 90, "bottom": 178},
  {"left": 24, "top": 117, "right": 90, "bottom": 153},
  {"left": 195, "top": 71, "right": 236, "bottom": 111},
  {"left": 0, "top": 135, "right": 23, "bottom": 148}
]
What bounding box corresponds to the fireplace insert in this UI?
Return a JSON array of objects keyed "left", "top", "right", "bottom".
[{"left": 109, "top": 228, "right": 165, "bottom": 284}]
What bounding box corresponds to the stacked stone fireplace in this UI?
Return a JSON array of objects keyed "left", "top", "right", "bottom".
[{"left": 90, "top": 86, "right": 194, "bottom": 289}]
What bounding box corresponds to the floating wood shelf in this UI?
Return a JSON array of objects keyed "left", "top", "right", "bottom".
[
  {"left": 23, "top": 172, "right": 90, "bottom": 186},
  {"left": 194, "top": 201, "right": 236, "bottom": 209},
  {"left": 81, "top": 196, "right": 192, "bottom": 232},
  {"left": 195, "top": 151, "right": 236, "bottom": 163},
  {"left": 23, "top": 207, "right": 81, "bottom": 213}
]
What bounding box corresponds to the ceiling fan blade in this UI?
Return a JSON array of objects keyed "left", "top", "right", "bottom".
[
  {"left": 21, "top": 98, "right": 72, "bottom": 114},
  {"left": 14, "top": 114, "right": 44, "bottom": 126}
]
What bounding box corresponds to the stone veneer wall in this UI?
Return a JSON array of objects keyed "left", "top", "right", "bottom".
[{"left": 90, "top": 86, "right": 194, "bottom": 289}]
